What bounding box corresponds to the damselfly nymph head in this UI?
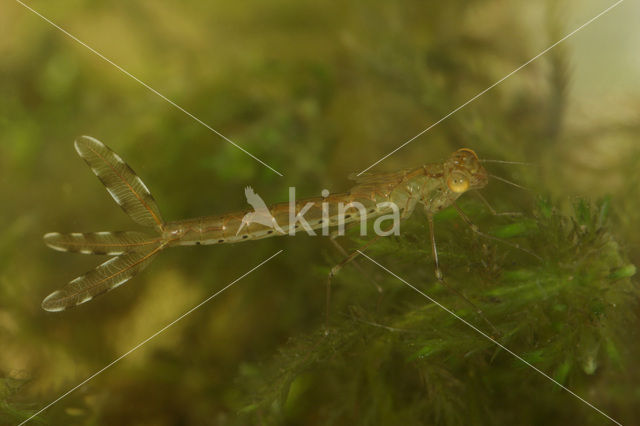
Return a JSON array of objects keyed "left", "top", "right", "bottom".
[{"left": 444, "top": 148, "right": 488, "bottom": 193}]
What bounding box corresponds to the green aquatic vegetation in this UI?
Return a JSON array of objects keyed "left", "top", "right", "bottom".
[
  {"left": 1, "top": 378, "right": 41, "bottom": 425},
  {"left": 238, "top": 198, "right": 638, "bottom": 425},
  {"left": 2, "top": 1, "right": 639, "bottom": 424}
]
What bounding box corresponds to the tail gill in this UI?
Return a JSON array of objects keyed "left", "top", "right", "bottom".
[
  {"left": 44, "top": 231, "right": 161, "bottom": 255},
  {"left": 42, "top": 136, "right": 167, "bottom": 312}
]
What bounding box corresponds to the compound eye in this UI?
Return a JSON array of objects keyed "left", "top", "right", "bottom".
[
  {"left": 457, "top": 148, "right": 479, "bottom": 161},
  {"left": 447, "top": 171, "right": 469, "bottom": 193}
]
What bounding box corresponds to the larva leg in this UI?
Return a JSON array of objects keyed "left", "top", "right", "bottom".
[
  {"left": 329, "top": 235, "right": 383, "bottom": 294},
  {"left": 324, "top": 219, "right": 400, "bottom": 330},
  {"left": 452, "top": 202, "right": 541, "bottom": 260},
  {"left": 427, "top": 214, "right": 500, "bottom": 336},
  {"left": 325, "top": 234, "right": 383, "bottom": 330},
  {"left": 473, "top": 191, "right": 522, "bottom": 217}
]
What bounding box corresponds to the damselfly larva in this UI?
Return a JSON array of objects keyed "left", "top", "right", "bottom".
[{"left": 42, "top": 136, "right": 530, "bottom": 326}]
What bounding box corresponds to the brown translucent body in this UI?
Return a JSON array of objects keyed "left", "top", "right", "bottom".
[{"left": 42, "top": 136, "right": 487, "bottom": 312}]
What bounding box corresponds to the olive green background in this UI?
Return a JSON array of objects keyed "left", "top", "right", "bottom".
[{"left": 1, "top": 1, "right": 639, "bottom": 425}]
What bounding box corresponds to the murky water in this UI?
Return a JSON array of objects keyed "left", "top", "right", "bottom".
[{"left": 2, "top": 1, "right": 639, "bottom": 425}]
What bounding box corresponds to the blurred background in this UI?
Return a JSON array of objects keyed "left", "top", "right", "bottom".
[{"left": 1, "top": 0, "right": 639, "bottom": 424}]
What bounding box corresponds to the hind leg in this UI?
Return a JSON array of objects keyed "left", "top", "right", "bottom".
[
  {"left": 329, "top": 236, "right": 383, "bottom": 294},
  {"left": 325, "top": 230, "right": 389, "bottom": 330}
]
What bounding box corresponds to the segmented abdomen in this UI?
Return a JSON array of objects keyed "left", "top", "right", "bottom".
[{"left": 165, "top": 189, "right": 407, "bottom": 246}]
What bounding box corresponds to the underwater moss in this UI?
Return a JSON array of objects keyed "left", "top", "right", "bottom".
[
  {"left": 237, "top": 199, "right": 638, "bottom": 425},
  {"left": 3, "top": 1, "right": 639, "bottom": 425}
]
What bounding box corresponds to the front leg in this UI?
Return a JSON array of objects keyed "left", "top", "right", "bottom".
[
  {"left": 452, "top": 202, "right": 541, "bottom": 260},
  {"left": 473, "top": 191, "right": 522, "bottom": 217}
]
